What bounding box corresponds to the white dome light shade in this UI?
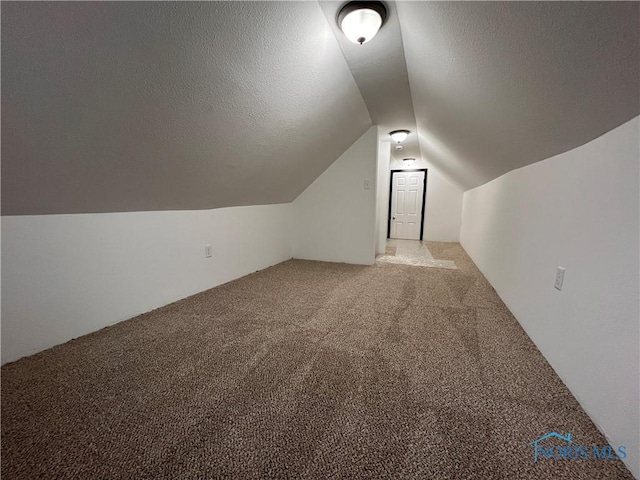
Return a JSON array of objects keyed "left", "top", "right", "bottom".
[
  {"left": 338, "top": 2, "right": 387, "bottom": 45},
  {"left": 389, "top": 129, "right": 410, "bottom": 143},
  {"left": 341, "top": 9, "right": 382, "bottom": 44},
  {"left": 403, "top": 158, "right": 416, "bottom": 166}
]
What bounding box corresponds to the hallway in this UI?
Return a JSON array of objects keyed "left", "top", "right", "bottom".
[{"left": 377, "top": 239, "right": 457, "bottom": 269}]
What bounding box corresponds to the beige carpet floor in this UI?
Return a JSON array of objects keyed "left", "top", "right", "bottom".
[{"left": 1, "top": 242, "right": 633, "bottom": 479}]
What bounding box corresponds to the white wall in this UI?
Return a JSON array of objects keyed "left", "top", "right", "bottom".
[
  {"left": 1, "top": 126, "right": 379, "bottom": 363},
  {"left": 1, "top": 204, "right": 292, "bottom": 364},
  {"left": 389, "top": 158, "right": 463, "bottom": 242},
  {"left": 375, "top": 136, "right": 391, "bottom": 255},
  {"left": 460, "top": 117, "right": 640, "bottom": 478},
  {"left": 293, "top": 126, "right": 378, "bottom": 265}
]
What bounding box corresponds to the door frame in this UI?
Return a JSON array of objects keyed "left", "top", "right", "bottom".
[{"left": 387, "top": 169, "right": 428, "bottom": 241}]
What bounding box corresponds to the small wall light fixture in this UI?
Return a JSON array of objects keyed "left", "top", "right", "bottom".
[
  {"left": 338, "top": 1, "right": 387, "bottom": 45},
  {"left": 389, "top": 129, "right": 410, "bottom": 143},
  {"left": 403, "top": 158, "right": 416, "bottom": 166}
]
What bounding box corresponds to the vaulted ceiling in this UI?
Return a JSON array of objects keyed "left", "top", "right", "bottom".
[
  {"left": 398, "top": 1, "right": 640, "bottom": 189},
  {"left": 2, "top": 1, "right": 638, "bottom": 215},
  {"left": 2, "top": 2, "right": 371, "bottom": 214}
]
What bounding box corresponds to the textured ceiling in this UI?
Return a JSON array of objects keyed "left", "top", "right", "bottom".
[
  {"left": 2, "top": 2, "right": 371, "bottom": 215},
  {"left": 2, "top": 1, "right": 639, "bottom": 215},
  {"left": 397, "top": 1, "right": 640, "bottom": 189},
  {"left": 318, "top": 1, "right": 420, "bottom": 163}
]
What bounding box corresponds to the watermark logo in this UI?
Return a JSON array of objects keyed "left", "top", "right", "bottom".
[{"left": 529, "top": 432, "right": 627, "bottom": 462}]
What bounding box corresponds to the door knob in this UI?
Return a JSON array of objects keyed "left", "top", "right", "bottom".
[{"left": 393, "top": 216, "right": 396, "bottom": 220}]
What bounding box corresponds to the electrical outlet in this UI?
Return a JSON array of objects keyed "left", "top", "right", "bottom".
[
  {"left": 364, "top": 179, "right": 371, "bottom": 190},
  {"left": 554, "top": 266, "right": 565, "bottom": 291},
  {"left": 204, "top": 244, "right": 213, "bottom": 258}
]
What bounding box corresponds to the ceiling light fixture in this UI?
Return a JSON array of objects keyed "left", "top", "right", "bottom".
[
  {"left": 403, "top": 158, "right": 416, "bottom": 166},
  {"left": 395, "top": 145, "right": 404, "bottom": 151},
  {"left": 338, "top": 1, "right": 387, "bottom": 45},
  {"left": 389, "top": 129, "right": 410, "bottom": 143}
]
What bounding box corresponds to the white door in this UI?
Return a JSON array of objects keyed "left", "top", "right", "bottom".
[{"left": 390, "top": 171, "right": 425, "bottom": 240}]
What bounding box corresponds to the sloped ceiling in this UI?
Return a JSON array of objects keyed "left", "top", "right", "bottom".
[
  {"left": 397, "top": 1, "right": 640, "bottom": 189},
  {"left": 1, "top": 2, "right": 371, "bottom": 215},
  {"left": 318, "top": 1, "right": 421, "bottom": 163},
  {"left": 2, "top": 1, "right": 639, "bottom": 215}
]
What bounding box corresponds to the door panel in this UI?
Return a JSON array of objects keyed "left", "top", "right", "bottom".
[
  {"left": 390, "top": 171, "right": 425, "bottom": 240},
  {"left": 396, "top": 191, "right": 404, "bottom": 214},
  {"left": 408, "top": 190, "right": 418, "bottom": 214}
]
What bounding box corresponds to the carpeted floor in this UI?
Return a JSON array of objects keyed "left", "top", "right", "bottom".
[{"left": 1, "top": 242, "right": 633, "bottom": 479}]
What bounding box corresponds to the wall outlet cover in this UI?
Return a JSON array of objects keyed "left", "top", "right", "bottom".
[{"left": 554, "top": 266, "right": 565, "bottom": 290}]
